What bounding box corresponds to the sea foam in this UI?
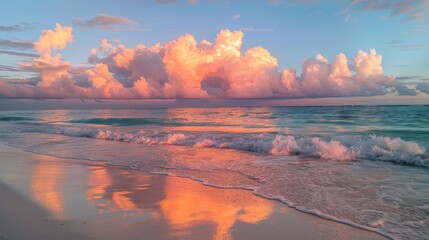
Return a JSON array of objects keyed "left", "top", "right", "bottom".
[{"left": 25, "top": 125, "right": 426, "bottom": 167}]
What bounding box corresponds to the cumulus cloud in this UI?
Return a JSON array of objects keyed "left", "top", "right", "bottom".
[
  {"left": 72, "top": 14, "right": 142, "bottom": 31},
  {"left": 0, "top": 23, "right": 424, "bottom": 99},
  {"left": 20, "top": 23, "right": 73, "bottom": 89}
]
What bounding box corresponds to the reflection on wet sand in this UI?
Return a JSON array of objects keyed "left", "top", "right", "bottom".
[
  {"left": 86, "top": 166, "right": 139, "bottom": 214},
  {"left": 160, "top": 177, "right": 273, "bottom": 240},
  {"left": 26, "top": 141, "right": 279, "bottom": 240},
  {"left": 31, "top": 154, "right": 65, "bottom": 219},
  {"left": 1, "top": 143, "right": 384, "bottom": 240}
]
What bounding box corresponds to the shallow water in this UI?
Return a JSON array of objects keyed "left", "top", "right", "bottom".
[{"left": 1, "top": 105, "right": 428, "bottom": 239}]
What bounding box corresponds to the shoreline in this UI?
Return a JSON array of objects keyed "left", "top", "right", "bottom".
[{"left": 0, "top": 144, "right": 386, "bottom": 239}]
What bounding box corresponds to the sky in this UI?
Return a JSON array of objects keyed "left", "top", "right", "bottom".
[{"left": 0, "top": 0, "right": 428, "bottom": 104}]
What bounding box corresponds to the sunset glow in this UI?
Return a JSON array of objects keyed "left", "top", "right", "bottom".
[
  {"left": 1, "top": 1, "right": 428, "bottom": 240},
  {"left": 1, "top": 1, "right": 428, "bottom": 102}
]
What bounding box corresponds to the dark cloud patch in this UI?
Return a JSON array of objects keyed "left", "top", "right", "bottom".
[
  {"left": 0, "top": 64, "right": 24, "bottom": 72},
  {"left": 396, "top": 76, "right": 421, "bottom": 81},
  {"left": 268, "top": 0, "right": 319, "bottom": 5},
  {"left": 157, "top": 0, "right": 176, "bottom": 4},
  {"left": 72, "top": 14, "right": 141, "bottom": 30},
  {"left": 391, "top": 65, "right": 410, "bottom": 68},
  {"left": 348, "top": 0, "right": 429, "bottom": 21},
  {"left": 0, "top": 39, "right": 34, "bottom": 50},
  {"left": 0, "top": 50, "right": 39, "bottom": 58},
  {"left": 0, "top": 23, "right": 34, "bottom": 32},
  {"left": 4, "top": 77, "right": 40, "bottom": 86},
  {"left": 416, "top": 82, "right": 429, "bottom": 93},
  {"left": 385, "top": 40, "right": 428, "bottom": 51},
  {"left": 394, "top": 83, "right": 417, "bottom": 96}
]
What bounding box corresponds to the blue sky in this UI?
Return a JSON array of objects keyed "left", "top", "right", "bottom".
[{"left": 0, "top": 0, "right": 428, "bottom": 102}]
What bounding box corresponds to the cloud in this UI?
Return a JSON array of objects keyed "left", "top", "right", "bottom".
[
  {"left": 0, "top": 64, "right": 24, "bottom": 72},
  {"left": 0, "top": 50, "right": 38, "bottom": 58},
  {"left": 34, "top": 23, "right": 73, "bottom": 55},
  {"left": 344, "top": 14, "right": 351, "bottom": 22},
  {"left": 346, "top": 0, "right": 429, "bottom": 21},
  {"left": 157, "top": 0, "right": 176, "bottom": 4},
  {"left": 0, "top": 24, "right": 424, "bottom": 99},
  {"left": 239, "top": 27, "right": 274, "bottom": 32},
  {"left": 416, "top": 82, "right": 429, "bottom": 93},
  {"left": 72, "top": 14, "right": 142, "bottom": 30},
  {"left": 269, "top": 0, "right": 319, "bottom": 5},
  {"left": 394, "top": 83, "right": 417, "bottom": 96},
  {"left": 232, "top": 14, "right": 241, "bottom": 20},
  {"left": 19, "top": 23, "right": 73, "bottom": 89},
  {"left": 396, "top": 76, "right": 420, "bottom": 81},
  {"left": 0, "top": 39, "right": 34, "bottom": 50},
  {"left": 391, "top": 65, "right": 411, "bottom": 68},
  {"left": 0, "top": 23, "right": 34, "bottom": 32},
  {"left": 385, "top": 40, "right": 429, "bottom": 51}
]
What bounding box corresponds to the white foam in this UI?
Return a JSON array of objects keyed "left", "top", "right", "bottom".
[{"left": 38, "top": 125, "right": 428, "bottom": 166}]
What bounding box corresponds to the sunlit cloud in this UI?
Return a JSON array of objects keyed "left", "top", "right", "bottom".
[{"left": 0, "top": 23, "right": 424, "bottom": 99}]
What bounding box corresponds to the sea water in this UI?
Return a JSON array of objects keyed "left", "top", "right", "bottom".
[{"left": 0, "top": 105, "right": 428, "bottom": 239}]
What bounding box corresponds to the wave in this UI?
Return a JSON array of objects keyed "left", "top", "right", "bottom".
[
  {"left": 69, "top": 117, "right": 240, "bottom": 127},
  {"left": 0, "top": 116, "right": 38, "bottom": 122},
  {"left": 70, "top": 117, "right": 184, "bottom": 126},
  {"left": 26, "top": 125, "right": 428, "bottom": 167}
]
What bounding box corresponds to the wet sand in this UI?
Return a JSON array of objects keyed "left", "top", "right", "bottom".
[{"left": 0, "top": 144, "right": 386, "bottom": 240}]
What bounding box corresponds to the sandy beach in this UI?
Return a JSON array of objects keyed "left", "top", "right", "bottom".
[{"left": 0, "top": 144, "right": 386, "bottom": 240}]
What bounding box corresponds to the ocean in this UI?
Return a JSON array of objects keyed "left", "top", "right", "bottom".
[{"left": 0, "top": 105, "right": 428, "bottom": 239}]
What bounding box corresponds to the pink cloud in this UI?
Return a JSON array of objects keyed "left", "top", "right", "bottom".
[{"left": 0, "top": 24, "right": 423, "bottom": 99}]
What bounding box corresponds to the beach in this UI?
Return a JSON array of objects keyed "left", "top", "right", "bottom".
[{"left": 0, "top": 144, "right": 385, "bottom": 240}]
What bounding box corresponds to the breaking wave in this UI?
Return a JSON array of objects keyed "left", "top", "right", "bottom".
[{"left": 23, "top": 125, "right": 428, "bottom": 167}]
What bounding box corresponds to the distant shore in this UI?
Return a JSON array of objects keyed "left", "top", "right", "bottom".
[{"left": 0, "top": 144, "right": 385, "bottom": 240}]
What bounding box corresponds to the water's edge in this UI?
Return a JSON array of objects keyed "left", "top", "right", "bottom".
[{"left": 1, "top": 142, "right": 394, "bottom": 240}]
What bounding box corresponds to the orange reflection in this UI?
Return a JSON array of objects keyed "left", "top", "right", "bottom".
[
  {"left": 112, "top": 191, "right": 135, "bottom": 211},
  {"left": 160, "top": 177, "right": 273, "bottom": 240},
  {"left": 86, "top": 166, "right": 111, "bottom": 201},
  {"left": 31, "top": 155, "right": 65, "bottom": 219},
  {"left": 86, "top": 166, "right": 136, "bottom": 213}
]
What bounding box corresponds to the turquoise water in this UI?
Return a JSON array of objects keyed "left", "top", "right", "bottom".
[{"left": 0, "top": 105, "right": 428, "bottom": 239}]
